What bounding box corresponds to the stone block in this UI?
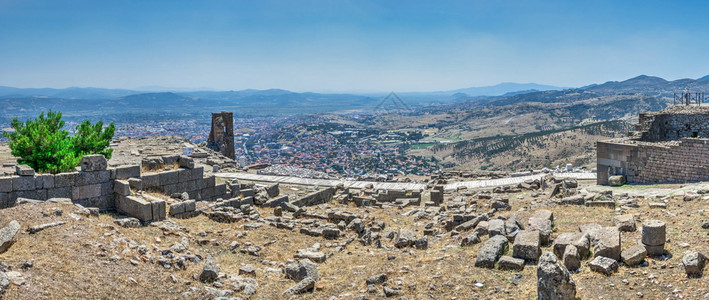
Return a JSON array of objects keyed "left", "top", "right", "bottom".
[
  {"left": 201, "top": 175, "right": 216, "bottom": 189},
  {"left": 54, "top": 172, "right": 77, "bottom": 187},
  {"left": 612, "top": 214, "right": 636, "bottom": 232},
  {"left": 555, "top": 232, "right": 589, "bottom": 258},
  {"left": 169, "top": 201, "right": 185, "bottom": 215},
  {"left": 101, "top": 182, "right": 114, "bottom": 196},
  {"left": 498, "top": 255, "right": 525, "bottom": 271},
  {"left": 80, "top": 155, "right": 107, "bottom": 171},
  {"left": 159, "top": 170, "right": 179, "bottom": 186},
  {"left": 201, "top": 187, "right": 214, "bottom": 200},
  {"left": 214, "top": 183, "right": 227, "bottom": 199},
  {"left": 47, "top": 187, "right": 72, "bottom": 199},
  {"left": 265, "top": 183, "right": 279, "bottom": 197},
  {"left": 513, "top": 230, "right": 541, "bottom": 261},
  {"left": 36, "top": 174, "right": 54, "bottom": 189},
  {"left": 114, "top": 180, "right": 131, "bottom": 196},
  {"left": 488, "top": 219, "right": 507, "bottom": 238},
  {"left": 183, "top": 200, "right": 196, "bottom": 212},
  {"left": 621, "top": 244, "right": 647, "bottom": 266},
  {"left": 562, "top": 245, "right": 580, "bottom": 270},
  {"left": 141, "top": 172, "right": 160, "bottom": 189},
  {"left": 474, "top": 235, "right": 509, "bottom": 268},
  {"left": 593, "top": 227, "right": 621, "bottom": 261},
  {"left": 0, "top": 177, "right": 12, "bottom": 193},
  {"left": 76, "top": 170, "right": 110, "bottom": 186},
  {"left": 15, "top": 164, "right": 35, "bottom": 176},
  {"left": 128, "top": 178, "right": 142, "bottom": 191},
  {"left": 116, "top": 195, "right": 152, "bottom": 222},
  {"left": 190, "top": 167, "right": 204, "bottom": 181},
  {"left": 177, "top": 168, "right": 191, "bottom": 183},
  {"left": 241, "top": 189, "right": 255, "bottom": 197},
  {"left": 643, "top": 243, "right": 665, "bottom": 256},
  {"left": 682, "top": 250, "right": 706, "bottom": 276},
  {"left": 588, "top": 256, "right": 618, "bottom": 275},
  {"left": 178, "top": 155, "right": 194, "bottom": 169},
  {"left": 0, "top": 193, "right": 9, "bottom": 208},
  {"left": 151, "top": 199, "right": 166, "bottom": 221},
  {"left": 72, "top": 184, "right": 102, "bottom": 200},
  {"left": 115, "top": 165, "right": 140, "bottom": 179},
  {"left": 12, "top": 175, "right": 35, "bottom": 191},
  {"left": 264, "top": 196, "right": 289, "bottom": 207},
  {"left": 162, "top": 184, "right": 179, "bottom": 196},
  {"left": 162, "top": 154, "right": 179, "bottom": 165},
  {"left": 527, "top": 217, "right": 552, "bottom": 245}
]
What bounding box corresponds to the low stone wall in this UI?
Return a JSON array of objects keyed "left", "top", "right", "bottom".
[
  {"left": 0, "top": 154, "right": 231, "bottom": 210},
  {"left": 597, "top": 138, "right": 709, "bottom": 184}
]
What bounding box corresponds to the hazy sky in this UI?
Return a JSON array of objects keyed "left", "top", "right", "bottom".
[{"left": 1, "top": 0, "right": 709, "bottom": 92}]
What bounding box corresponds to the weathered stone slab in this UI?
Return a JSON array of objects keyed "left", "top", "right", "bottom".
[
  {"left": 395, "top": 229, "right": 416, "bottom": 248},
  {"left": 12, "top": 176, "right": 35, "bottom": 191},
  {"left": 488, "top": 219, "right": 507, "bottom": 238},
  {"left": 114, "top": 180, "right": 131, "bottom": 196},
  {"left": 682, "top": 250, "right": 706, "bottom": 277},
  {"left": 613, "top": 214, "right": 636, "bottom": 232},
  {"left": 474, "top": 235, "right": 509, "bottom": 268},
  {"left": 80, "top": 155, "right": 107, "bottom": 171},
  {"left": 0, "top": 177, "right": 12, "bottom": 193},
  {"left": 291, "top": 188, "right": 335, "bottom": 207},
  {"left": 527, "top": 217, "right": 552, "bottom": 245},
  {"left": 513, "top": 230, "right": 541, "bottom": 261},
  {"left": 593, "top": 227, "right": 621, "bottom": 261},
  {"left": 498, "top": 255, "right": 525, "bottom": 271},
  {"left": 54, "top": 172, "right": 77, "bottom": 188},
  {"left": 621, "top": 244, "right": 647, "bottom": 266},
  {"left": 588, "top": 256, "right": 618, "bottom": 275},
  {"left": 285, "top": 259, "right": 319, "bottom": 281},
  {"left": 15, "top": 164, "right": 35, "bottom": 176},
  {"left": 159, "top": 170, "right": 179, "bottom": 186},
  {"left": 141, "top": 172, "right": 160, "bottom": 189},
  {"left": 116, "top": 196, "right": 153, "bottom": 222},
  {"left": 554, "top": 232, "right": 590, "bottom": 259},
  {"left": 563, "top": 245, "right": 580, "bottom": 271},
  {"left": 0, "top": 220, "right": 21, "bottom": 253},
  {"left": 72, "top": 184, "right": 102, "bottom": 200},
  {"left": 115, "top": 165, "right": 140, "bottom": 179}
]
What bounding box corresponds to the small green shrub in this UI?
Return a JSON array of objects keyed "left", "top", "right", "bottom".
[{"left": 2, "top": 110, "right": 115, "bottom": 174}]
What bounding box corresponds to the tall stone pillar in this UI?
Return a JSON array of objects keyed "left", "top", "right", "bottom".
[{"left": 207, "top": 112, "right": 235, "bottom": 159}]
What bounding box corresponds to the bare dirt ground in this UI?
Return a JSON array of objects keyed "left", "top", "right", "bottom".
[{"left": 1, "top": 179, "right": 708, "bottom": 299}]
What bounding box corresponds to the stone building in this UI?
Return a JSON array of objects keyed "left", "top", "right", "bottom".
[
  {"left": 207, "top": 112, "right": 235, "bottom": 159},
  {"left": 597, "top": 105, "right": 709, "bottom": 184}
]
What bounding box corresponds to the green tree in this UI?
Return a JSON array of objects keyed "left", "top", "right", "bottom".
[
  {"left": 72, "top": 120, "right": 115, "bottom": 159},
  {"left": 2, "top": 111, "right": 116, "bottom": 174},
  {"left": 2, "top": 111, "right": 81, "bottom": 173}
]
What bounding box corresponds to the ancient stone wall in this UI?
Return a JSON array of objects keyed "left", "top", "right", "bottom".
[
  {"left": 0, "top": 154, "right": 231, "bottom": 210},
  {"left": 597, "top": 138, "right": 709, "bottom": 184},
  {"left": 637, "top": 109, "right": 709, "bottom": 142}
]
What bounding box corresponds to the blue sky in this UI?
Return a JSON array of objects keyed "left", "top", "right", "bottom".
[{"left": 1, "top": 0, "right": 708, "bottom": 92}]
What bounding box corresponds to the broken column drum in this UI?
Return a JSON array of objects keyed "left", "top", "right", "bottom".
[{"left": 641, "top": 220, "right": 666, "bottom": 256}]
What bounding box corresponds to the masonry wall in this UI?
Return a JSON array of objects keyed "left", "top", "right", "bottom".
[
  {"left": 597, "top": 138, "right": 709, "bottom": 184},
  {"left": 0, "top": 158, "right": 230, "bottom": 210},
  {"left": 638, "top": 111, "right": 709, "bottom": 142}
]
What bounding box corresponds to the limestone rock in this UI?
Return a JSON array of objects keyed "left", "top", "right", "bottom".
[
  {"left": 80, "top": 154, "right": 108, "bottom": 171},
  {"left": 554, "top": 232, "right": 590, "bottom": 258},
  {"left": 682, "top": 250, "right": 706, "bottom": 277},
  {"left": 588, "top": 256, "right": 618, "bottom": 275},
  {"left": 537, "top": 252, "right": 576, "bottom": 300},
  {"left": 394, "top": 229, "right": 417, "bottom": 248},
  {"left": 527, "top": 217, "right": 552, "bottom": 245},
  {"left": 283, "top": 277, "right": 315, "bottom": 295},
  {"left": 474, "top": 235, "right": 509, "bottom": 269},
  {"left": 460, "top": 232, "right": 481, "bottom": 246},
  {"left": 562, "top": 245, "right": 580, "bottom": 271},
  {"left": 488, "top": 219, "right": 506, "bottom": 238},
  {"left": 612, "top": 214, "right": 636, "bottom": 232},
  {"left": 513, "top": 230, "right": 541, "bottom": 262},
  {"left": 200, "top": 256, "right": 220, "bottom": 283},
  {"left": 593, "top": 227, "right": 621, "bottom": 261},
  {"left": 285, "top": 259, "right": 319, "bottom": 282},
  {"left": 0, "top": 220, "right": 21, "bottom": 254},
  {"left": 641, "top": 220, "right": 666, "bottom": 246},
  {"left": 621, "top": 244, "right": 647, "bottom": 266},
  {"left": 365, "top": 273, "right": 388, "bottom": 285},
  {"left": 498, "top": 256, "right": 525, "bottom": 271}
]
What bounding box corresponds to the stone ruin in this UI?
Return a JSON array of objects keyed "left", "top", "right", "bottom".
[
  {"left": 206, "top": 111, "right": 235, "bottom": 159},
  {"left": 597, "top": 105, "right": 709, "bottom": 184},
  {"left": 0, "top": 154, "right": 232, "bottom": 222}
]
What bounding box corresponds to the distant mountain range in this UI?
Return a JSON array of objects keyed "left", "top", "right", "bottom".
[{"left": 1, "top": 75, "right": 708, "bottom": 118}]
